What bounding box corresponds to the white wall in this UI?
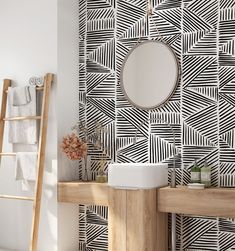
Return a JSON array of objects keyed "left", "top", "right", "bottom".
[
  {"left": 57, "top": 0, "right": 80, "bottom": 250},
  {"left": 0, "top": 1, "right": 57, "bottom": 251}
]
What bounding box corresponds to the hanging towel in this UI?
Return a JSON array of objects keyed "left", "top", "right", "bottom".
[
  {"left": 12, "top": 86, "right": 31, "bottom": 106},
  {"left": 8, "top": 86, "right": 37, "bottom": 144},
  {"left": 15, "top": 152, "right": 38, "bottom": 191},
  {"left": 15, "top": 152, "right": 38, "bottom": 181}
]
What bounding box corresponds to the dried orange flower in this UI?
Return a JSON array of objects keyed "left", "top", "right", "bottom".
[{"left": 60, "top": 133, "right": 87, "bottom": 160}]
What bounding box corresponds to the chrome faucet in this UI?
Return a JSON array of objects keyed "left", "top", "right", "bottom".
[{"left": 134, "top": 117, "right": 176, "bottom": 188}]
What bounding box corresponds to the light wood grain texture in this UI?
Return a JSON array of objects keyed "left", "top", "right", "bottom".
[
  {"left": 0, "top": 79, "right": 11, "bottom": 163},
  {"left": 0, "top": 152, "right": 17, "bottom": 156},
  {"left": 156, "top": 212, "right": 168, "bottom": 251},
  {"left": 30, "top": 73, "right": 53, "bottom": 251},
  {"left": 58, "top": 181, "right": 109, "bottom": 206},
  {"left": 109, "top": 188, "right": 127, "bottom": 251},
  {"left": 158, "top": 186, "right": 235, "bottom": 218},
  {"left": 108, "top": 189, "right": 167, "bottom": 251},
  {"left": 156, "top": 208, "right": 168, "bottom": 250},
  {"left": 126, "top": 189, "right": 158, "bottom": 251},
  {"left": 57, "top": 182, "right": 235, "bottom": 250},
  {"left": 57, "top": 183, "right": 235, "bottom": 218},
  {"left": 58, "top": 183, "right": 168, "bottom": 251},
  {"left": 3, "top": 115, "right": 41, "bottom": 121},
  {"left": 0, "top": 195, "right": 34, "bottom": 201},
  {"left": 5, "top": 86, "right": 44, "bottom": 93}
]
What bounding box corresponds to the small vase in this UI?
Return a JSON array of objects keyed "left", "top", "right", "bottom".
[{"left": 81, "top": 155, "right": 91, "bottom": 181}]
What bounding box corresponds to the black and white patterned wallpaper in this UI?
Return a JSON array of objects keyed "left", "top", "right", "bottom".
[{"left": 78, "top": 0, "right": 235, "bottom": 250}]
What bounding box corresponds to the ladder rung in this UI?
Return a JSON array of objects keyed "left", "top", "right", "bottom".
[
  {"left": 0, "top": 195, "right": 34, "bottom": 201},
  {"left": 3, "top": 116, "right": 41, "bottom": 121},
  {"left": 0, "top": 152, "right": 38, "bottom": 156},
  {"left": 5, "top": 86, "right": 44, "bottom": 93},
  {"left": 0, "top": 152, "right": 17, "bottom": 156}
]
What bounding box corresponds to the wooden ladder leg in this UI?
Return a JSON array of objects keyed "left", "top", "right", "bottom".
[
  {"left": 30, "top": 73, "right": 53, "bottom": 251},
  {"left": 0, "top": 79, "right": 11, "bottom": 163}
]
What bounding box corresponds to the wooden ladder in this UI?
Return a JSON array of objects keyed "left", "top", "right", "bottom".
[{"left": 0, "top": 73, "right": 54, "bottom": 251}]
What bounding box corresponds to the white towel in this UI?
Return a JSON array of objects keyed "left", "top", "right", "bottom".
[
  {"left": 8, "top": 86, "right": 37, "bottom": 144},
  {"left": 15, "top": 152, "right": 38, "bottom": 191},
  {"left": 15, "top": 152, "right": 38, "bottom": 181},
  {"left": 12, "top": 86, "right": 31, "bottom": 106}
]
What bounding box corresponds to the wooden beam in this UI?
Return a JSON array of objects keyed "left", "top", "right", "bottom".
[{"left": 157, "top": 186, "right": 235, "bottom": 218}]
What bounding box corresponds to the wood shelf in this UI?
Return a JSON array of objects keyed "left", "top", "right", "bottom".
[
  {"left": 158, "top": 186, "right": 235, "bottom": 218},
  {"left": 58, "top": 181, "right": 109, "bottom": 206},
  {"left": 58, "top": 182, "right": 235, "bottom": 218}
]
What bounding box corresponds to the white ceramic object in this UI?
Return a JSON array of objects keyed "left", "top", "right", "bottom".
[
  {"left": 108, "top": 163, "right": 168, "bottom": 189},
  {"left": 187, "top": 183, "right": 205, "bottom": 190}
]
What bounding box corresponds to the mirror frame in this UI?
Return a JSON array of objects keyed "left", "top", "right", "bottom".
[{"left": 120, "top": 40, "right": 180, "bottom": 110}]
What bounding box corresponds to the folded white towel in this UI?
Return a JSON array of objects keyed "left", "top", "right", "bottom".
[
  {"left": 8, "top": 86, "right": 37, "bottom": 144},
  {"left": 15, "top": 152, "right": 38, "bottom": 181},
  {"left": 12, "top": 86, "right": 31, "bottom": 106},
  {"left": 29, "top": 76, "right": 44, "bottom": 87}
]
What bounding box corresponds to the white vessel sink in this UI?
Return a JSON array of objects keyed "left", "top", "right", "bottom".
[{"left": 108, "top": 163, "right": 168, "bottom": 189}]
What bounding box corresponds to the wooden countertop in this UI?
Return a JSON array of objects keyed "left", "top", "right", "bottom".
[
  {"left": 157, "top": 186, "right": 235, "bottom": 218},
  {"left": 58, "top": 181, "right": 109, "bottom": 206},
  {"left": 58, "top": 182, "right": 235, "bottom": 218}
]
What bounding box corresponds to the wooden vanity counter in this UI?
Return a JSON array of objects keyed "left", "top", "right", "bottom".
[
  {"left": 58, "top": 182, "right": 235, "bottom": 218},
  {"left": 157, "top": 186, "right": 235, "bottom": 218},
  {"left": 58, "top": 181, "right": 167, "bottom": 251},
  {"left": 58, "top": 182, "right": 235, "bottom": 251}
]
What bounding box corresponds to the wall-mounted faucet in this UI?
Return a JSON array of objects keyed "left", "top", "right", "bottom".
[
  {"left": 134, "top": 117, "right": 177, "bottom": 188},
  {"left": 134, "top": 117, "right": 177, "bottom": 251}
]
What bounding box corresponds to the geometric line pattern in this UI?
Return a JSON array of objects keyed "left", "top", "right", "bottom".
[{"left": 79, "top": 0, "right": 235, "bottom": 250}]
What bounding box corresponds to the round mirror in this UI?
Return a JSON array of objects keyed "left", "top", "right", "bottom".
[{"left": 120, "top": 41, "right": 179, "bottom": 109}]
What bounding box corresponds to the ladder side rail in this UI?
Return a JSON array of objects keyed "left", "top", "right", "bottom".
[
  {"left": 0, "top": 79, "right": 11, "bottom": 163},
  {"left": 30, "top": 73, "right": 53, "bottom": 251}
]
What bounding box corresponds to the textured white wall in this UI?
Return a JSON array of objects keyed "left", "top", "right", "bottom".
[
  {"left": 57, "top": 0, "right": 80, "bottom": 250},
  {"left": 0, "top": 1, "right": 57, "bottom": 250}
]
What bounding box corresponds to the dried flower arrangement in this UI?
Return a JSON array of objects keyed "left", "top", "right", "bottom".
[
  {"left": 60, "top": 122, "right": 90, "bottom": 181},
  {"left": 60, "top": 121, "right": 108, "bottom": 182},
  {"left": 60, "top": 133, "right": 87, "bottom": 160}
]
